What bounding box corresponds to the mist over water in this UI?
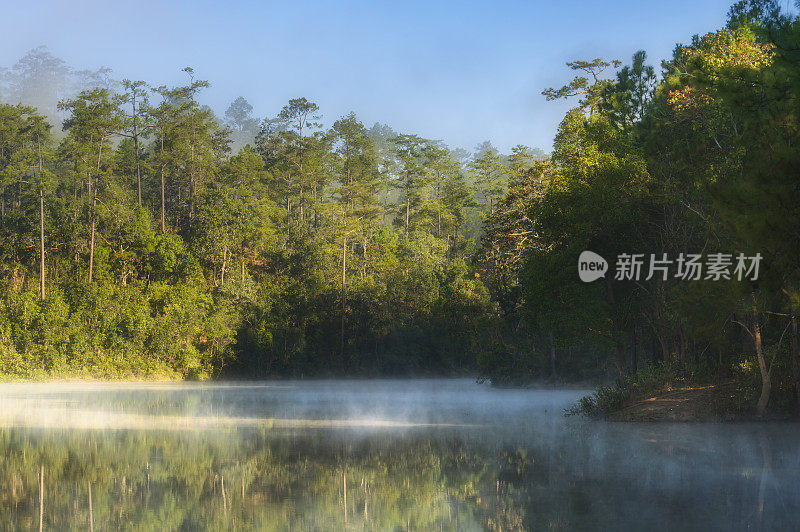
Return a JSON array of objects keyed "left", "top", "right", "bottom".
[{"left": 1, "top": 379, "right": 799, "bottom": 530}]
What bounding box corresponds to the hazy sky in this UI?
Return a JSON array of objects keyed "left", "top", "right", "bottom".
[{"left": 0, "top": 0, "right": 742, "bottom": 153}]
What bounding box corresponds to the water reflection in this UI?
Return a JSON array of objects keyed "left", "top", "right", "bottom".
[{"left": 0, "top": 380, "right": 798, "bottom": 530}]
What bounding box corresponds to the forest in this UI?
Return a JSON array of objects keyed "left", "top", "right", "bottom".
[
  {"left": 0, "top": 50, "right": 535, "bottom": 380},
  {"left": 1, "top": 1, "right": 799, "bottom": 416}
]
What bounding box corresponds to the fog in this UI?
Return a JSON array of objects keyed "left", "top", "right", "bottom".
[
  {"left": 0, "top": 379, "right": 582, "bottom": 431},
  {"left": 0, "top": 379, "right": 798, "bottom": 529}
]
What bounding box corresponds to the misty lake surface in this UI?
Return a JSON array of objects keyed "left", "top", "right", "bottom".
[{"left": 0, "top": 379, "right": 799, "bottom": 531}]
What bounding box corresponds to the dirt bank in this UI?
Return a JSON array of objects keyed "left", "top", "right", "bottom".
[{"left": 609, "top": 382, "right": 743, "bottom": 421}]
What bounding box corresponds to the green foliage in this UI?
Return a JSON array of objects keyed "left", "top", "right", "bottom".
[
  {"left": 6, "top": 1, "right": 800, "bottom": 405},
  {"left": 479, "top": 3, "right": 800, "bottom": 420},
  {"left": 566, "top": 384, "right": 630, "bottom": 418},
  {"left": 542, "top": 58, "right": 622, "bottom": 115},
  {"left": 0, "top": 279, "right": 237, "bottom": 379},
  {"left": 0, "top": 72, "right": 512, "bottom": 379}
]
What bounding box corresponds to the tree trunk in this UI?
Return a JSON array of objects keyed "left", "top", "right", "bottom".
[
  {"left": 405, "top": 181, "right": 410, "bottom": 234},
  {"left": 341, "top": 233, "right": 347, "bottom": 361},
  {"left": 221, "top": 244, "right": 227, "bottom": 285},
  {"left": 189, "top": 88, "right": 196, "bottom": 224},
  {"left": 298, "top": 138, "right": 304, "bottom": 224},
  {"left": 605, "top": 275, "right": 626, "bottom": 375},
  {"left": 549, "top": 331, "right": 556, "bottom": 378},
  {"left": 39, "top": 188, "right": 45, "bottom": 300},
  {"left": 160, "top": 163, "right": 166, "bottom": 233},
  {"left": 299, "top": 185, "right": 304, "bottom": 223},
  {"left": 362, "top": 234, "right": 368, "bottom": 278},
  {"left": 133, "top": 93, "right": 141, "bottom": 206},
  {"left": 286, "top": 196, "right": 291, "bottom": 242},
  {"left": 88, "top": 139, "right": 103, "bottom": 283},
  {"left": 791, "top": 314, "right": 799, "bottom": 417},
  {"left": 87, "top": 159, "right": 92, "bottom": 197},
  {"left": 38, "top": 140, "right": 45, "bottom": 300},
  {"left": 88, "top": 189, "right": 97, "bottom": 283},
  {"left": 753, "top": 300, "right": 770, "bottom": 417},
  {"left": 136, "top": 141, "right": 141, "bottom": 206}
]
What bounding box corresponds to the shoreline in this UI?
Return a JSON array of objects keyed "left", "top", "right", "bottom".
[{"left": 602, "top": 382, "right": 798, "bottom": 422}]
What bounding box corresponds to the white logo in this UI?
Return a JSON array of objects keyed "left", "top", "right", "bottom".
[
  {"left": 577, "top": 251, "right": 762, "bottom": 282},
  {"left": 578, "top": 251, "right": 608, "bottom": 283}
]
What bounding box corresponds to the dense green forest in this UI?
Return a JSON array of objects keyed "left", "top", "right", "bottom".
[
  {"left": 2, "top": 1, "right": 800, "bottom": 415},
  {"left": 480, "top": 0, "right": 800, "bottom": 417},
  {"left": 0, "top": 51, "right": 542, "bottom": 380}
]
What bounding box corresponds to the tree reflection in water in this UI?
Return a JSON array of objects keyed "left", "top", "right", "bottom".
[{"left": 1, "top": 382, "right": 799, "bottom": 530}]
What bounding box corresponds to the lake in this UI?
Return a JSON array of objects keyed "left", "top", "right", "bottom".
[{"left": 0, "top": 379, "right": 798, "bottom": 530}]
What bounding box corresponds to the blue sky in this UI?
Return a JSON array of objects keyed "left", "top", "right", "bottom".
[{"left": 0, "top": 0, "right": 744, "bottom": 153}]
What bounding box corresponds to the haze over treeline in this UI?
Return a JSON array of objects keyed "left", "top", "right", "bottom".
[
  {"left": 0, "top": 45, "right": 548, "bottom": 380},
  {"left": 0, "top": 46, "right": 548, "bottom": 157},
  {"left": 0, "top": 47, "right": 116, "bottom": 125},
  {"left": 1, "top": 0, "right": 800, "bottom": 420}
]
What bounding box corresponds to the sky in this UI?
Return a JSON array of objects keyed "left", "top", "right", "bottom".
[{"left": 0, "top": 0, "right": 749, "bottom": 154}]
